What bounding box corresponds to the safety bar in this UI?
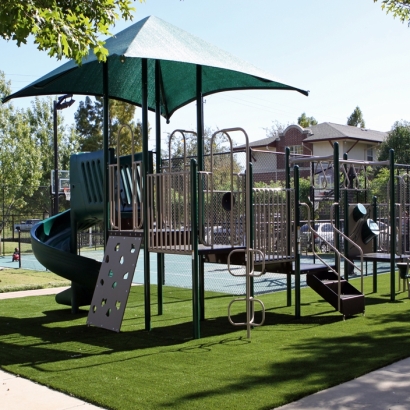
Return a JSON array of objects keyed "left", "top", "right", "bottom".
[{"left": 109, "top": 124, "right": 137, "bottom": 231}]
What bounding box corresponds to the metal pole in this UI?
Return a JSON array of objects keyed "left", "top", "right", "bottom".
[
  {"left": 142, "top": 58, "right": 151, "bottom": 332},
  {"left": 249, "top": 162, "right": 254, "bottom": 299},
  {"left": 285, "top": 147, "right": 292, "bottom": 306},
  {"left": 191, "top": 159, "right": 200, "bottom": 339},
  {"left": 53, "top": 101, "right": 59, "bottom": 216},
  {"left": 372, "top": 196, "right": 378, "bottom": 293},
  {"left": 155, "top": 60, "right": 164, "bottom": 316},
  {"left": 196, "top": 65, "right": 204, "bottom": 172},
  {"left": 2, "top": 184, "right": 4, "bottom": 256},
  {"left": 17, "top": 228, "right": 21, "bottom": 269},
  {"left": 294, "top": 165, "right": 301, "bottom": 318},
  {"left": 390, "top": 149, "right": 396, "bottom": 301},
  {"left": 333, "top": 142, "right": 340, "bottom": 275},
  {"left": 103, "top": 62, "right": 109, "bottom": 248},
  {"left": 343, "top": 152, "right": 350, "bottom": 280}
]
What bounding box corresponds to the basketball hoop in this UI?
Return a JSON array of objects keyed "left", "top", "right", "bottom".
[{"left": 63, "top": 188, "right": 71, "bottom": 201}]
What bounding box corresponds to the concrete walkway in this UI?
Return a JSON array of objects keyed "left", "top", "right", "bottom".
[
  {"left": 275, "top": 357, "right": 410, "bottom": 409},
  {"left": 0, "top": 369, "right": 105, "bottom": 410},
  {"left": 0, "top": 287, "right": 106, "bottom": 410},
  {"left": 1, "top": 288, "right": 410, "bottom": 410}
]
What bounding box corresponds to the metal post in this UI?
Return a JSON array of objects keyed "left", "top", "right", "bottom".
[
  {"left": 333, "top": 143, "right": 340, "bottom": 275},
  {"left": 285, "top": 147, "right": 292, "bottom": 306},
  {"left": 53, "top": 94, "right": 75, "bottom": 216},
  {"left": 249, "top": 162, "right": 254, "bottom": 298},
  {"left": 2, "top": 184, "right": 4, "bottom": 256},
  {"left": 103, "top": 63, "right": 109, "bottom": 247},
  {"left": 372, "top": 196, "right": 378, "bottom": 293},
  {"left": 343, "top": 153, "right": 349, "bottom": 280},
  {"left": 17, "top": 227, "right": 21, "bottom": 269},
  {"left": 196, "top": 65, "right": 204, "bottom": 172},
  {"left": 142, "top": 58, "right": 151, "bottom": 331},
  {"left": 53, "top": 101, "right": 58, "bottom": 216},
  {"left": 294, "top": 165, "right": 301, "bottom": 318},
  {"left": 191, "top": 159, "right": 200, "bottom": 339},
  {"left": 155, "top": 60, "right": 164, "bottom": 316},
  {"left": 390, "top": 149, "right": 396, "bottom": 301}
]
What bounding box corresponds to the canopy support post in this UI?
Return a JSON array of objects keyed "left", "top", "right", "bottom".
[
  {"left": 155, "top": 60, "right": 164, "bottom": 316},
  {"left": 103, "top": 61, "right": 109, "bottom": 248},
  {"left": 142, "top": 58, "right": 151, "bottom": 331}
]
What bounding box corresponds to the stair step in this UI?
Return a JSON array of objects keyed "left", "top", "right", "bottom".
[
  {"left": 307, "top": 271, "right": 365, "bottom": 316},
  {"left": 322, "top": 279, "right": 346, "bottom": 285},
  {"left": 340, "top": 294, "right": 364, "bottom": 300}
]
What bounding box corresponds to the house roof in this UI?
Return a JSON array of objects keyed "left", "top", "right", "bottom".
[
  {"left": 303, "top": 122, "right": 388, "bottom": 143},
  {"left": 235, "top": 136, "right": 277, "bottom": 150}
]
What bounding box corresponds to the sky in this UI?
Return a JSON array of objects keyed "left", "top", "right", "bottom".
[{"left": 1, "top": 0, "right": 410, "bottom": 149}]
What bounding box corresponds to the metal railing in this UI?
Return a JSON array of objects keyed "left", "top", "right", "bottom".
[
  {"left": 147, "top": 170, "right": 192, "bottom": 254},
  {"left": 253, "top": 187, "right": 295, "bottom": 263}
]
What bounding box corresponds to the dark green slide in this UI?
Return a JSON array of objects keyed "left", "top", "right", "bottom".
[{"left": 31, "top": 210, "right": 101, "bottom": 310}]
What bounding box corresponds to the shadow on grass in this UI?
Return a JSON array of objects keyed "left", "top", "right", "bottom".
[
  {"left": 1, "top": 282, "right": 410, "bottom": 410},
  {"left": 159, "top": 313, "right": 410, "bottom": 409}
]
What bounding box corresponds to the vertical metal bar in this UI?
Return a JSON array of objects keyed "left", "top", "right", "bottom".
[
  {"left": 390, "top": 149, "right": 396, "bottom": 301},
  {"left": 372, "top": 196, "right": 378, "bottom": 293},
  {"left": 200, "top": 256, "right": 205, "bottom": 321},
  {"left": 249, "top": 162, "right": 254, "bottom": 299},
  {"left": 53, "top": 101, "right": 59, "bottom": 216},
  {"left": 155, "top": 60, "right": 165, "bottom": 315},
  {"left": 343, "top": 153, "right": 349, "bottom": 281},
  {"left": 103, "top": 61, "right": 109, "bottom": 248},
  {"left": 334, "top": 142, "right": 341, "bottom": 312},
  {"left": 334, "top": 143, "right": 340, "bottom": 266},
  {"left": 285, "top": 147, "right": 292, "bottom": 306},
  {"left": 196, "top": 66, "right": 206, "bottom": 252},
  {"left": 294, "top": 165, "right": 301, "bottom": 318},
  {"left": 191, "top": 159, "right": 200, "bottom": 339},
  {"left": 142, "top": 58, "right": 151, "bottom": 331},
  {"left": 196, "top": 65, "right": 204, "bottom": 172}
]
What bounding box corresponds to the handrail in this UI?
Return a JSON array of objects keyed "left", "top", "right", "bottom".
[
  {"left": 300, "top": 202, "right": 364, "bottom": 314},
  {"left": 168, "top": 129, "right": 197, "bottom": 172},
  {"left": 330, "top": 203, "right": 364, "bottom": 313},
  {"left": 109, "top": 124, "right": 135, "bottom": 231}
]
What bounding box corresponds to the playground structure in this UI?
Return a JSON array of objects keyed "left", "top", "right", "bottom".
[
  {"left": 12, "top": 15, "right": 407, "bottom": 339},
  {"left": 5, "top": 15, "right": 315, "bottom": 339},
  {"left": 30, "top": 126, "right": 410, "bottom": 339}
]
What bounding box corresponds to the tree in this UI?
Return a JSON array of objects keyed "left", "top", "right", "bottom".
[
  {"left": 263, "top": 120, "right": 288, "bottom": 140},
  {"left": 374, "top": 0, "right": 410, "bottom": 25},
  {"left": 0, "top": 0, "right": 143, "bottom": 64},
  {"left": 347, "top": 106, "right": 366, "bottom": 128},
  {"left": 75, "top": 96, "right": 144, "bottom": 154},
  {"left": 378, "top": 120, "right": 410, "bottom": 164},
  {"left": 166, "top": 128, "right": 242, "bottom": 191},
  {"left": 297, "top": 112, "right": 318, "bottom": 127},
  {"left": 26, "top": 96, "right": 72, "bottom": 185},
  {"left": 0, "top": 72, "right": 43, "bottom": 231},
  {"left": 1, "top": 73, "right": 78, "bottom": 227}
]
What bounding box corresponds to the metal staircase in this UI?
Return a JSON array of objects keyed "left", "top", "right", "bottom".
[{"left": 306, "top": 270, "right": 365, "bottom": 317}]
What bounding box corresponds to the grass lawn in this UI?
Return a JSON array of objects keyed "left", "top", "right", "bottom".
[
  {"left": 0, "top": 273, "right": 410, "bottom": 409},
  {"left": 0, "top": 268, "right": 69, "bottom": 292}
]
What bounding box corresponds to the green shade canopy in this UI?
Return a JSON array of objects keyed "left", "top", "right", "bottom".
[{"left": 3, "top": 16, "right": 308, "bottom": 120}]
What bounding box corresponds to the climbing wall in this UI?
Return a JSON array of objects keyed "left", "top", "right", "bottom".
[{"left": 87, "top": 234, "right": 142, "bottom": 332}]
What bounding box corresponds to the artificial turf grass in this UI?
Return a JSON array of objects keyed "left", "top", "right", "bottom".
[{"left": 0, "top": 273, "right": 409, "bottom": 410}]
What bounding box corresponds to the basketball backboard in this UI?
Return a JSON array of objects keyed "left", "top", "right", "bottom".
[{"left": 51, "top": 170, "right": 70, "bottom": 194}]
